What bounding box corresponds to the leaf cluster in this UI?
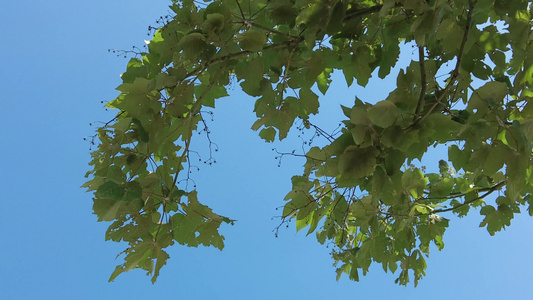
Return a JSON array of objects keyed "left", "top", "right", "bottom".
[{"left": 84, "top": 0, "right": 533, "bottom": 285}]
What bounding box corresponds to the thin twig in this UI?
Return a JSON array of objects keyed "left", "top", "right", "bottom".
[
  {"left": 168, "top": 62, "right": 226, "bottom": 193},
  {"left": 248, "top": 21, "right": 300, "bottom": 39},
  {"left": 234, "top": 0, "right": 246, "bottom": 20},
  {"left": 170, "top": 122, "right": 193, "bottom": 191}
]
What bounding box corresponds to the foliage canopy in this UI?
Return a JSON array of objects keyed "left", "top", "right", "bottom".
[{"left": 84, "top": 0, "right": 533, "bottom": 286}]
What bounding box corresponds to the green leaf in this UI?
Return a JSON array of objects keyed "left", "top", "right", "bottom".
[
  {"left": 239, "top": 31, "right": 266, "bottom": 52},
  {"left": 123, "top": 181, "right": 143, "bottom": 202},
  {"left": 316, "top": 69, "right": 332, "bottom": 95},
  {"left": 467, "top": 81, "right": 508, "bottom": 116},
  {"left": 270, "top": 2, "right": 298, "bottom": 25},
  {"left": 367, "top": 100, "right": 399, "bottom": 128},
  {"left": 132, "top": 118, "right": 149, "bottom": 143},
  {"left": 505, "top": 150, "right": 528, "bottom": 201},
  {"left": 93, "top": 199, "right": 122, "bottom": 222},
  {"left": 299, "top": 88, "right": 319, "bottom": 116},
  {"left": 109, "top": 265, "right": 126, "bottom": 282},
  {"left": 203, "top": 13, "right": 225, "bottom": 34},
  {"left": 402, "top": 168, "right": 426, "bottom": 198},
  {"left": 259, "top": 127, "right": 276, "bottom": 142},
  {"left": 236, "top": 58, "right": 264, "bottom": 96},
  {"left": 438, "top": 160, "right": 454, "bottom": 177},
  {"left": 172, "top": 213, "right": 201, "bottom": 247},
  {"left": 195, "top": 84, "right": 229, "bottom": 108},
  {"left": 96, "top": 181, "right": 125, "bottom": 200},
  {"left": 338, "top": 146, "right": 378, "bottom": 179},
  {"left": 479, "top": 205, "right": 503, "bottom": 235},
  {"left": 429, "top": 177, "right": 454, "bottom": 198},
  {"left": 197, "top": 220, "right": 225, "bottom": 250},
  {"left": 116, "top": 77, "right": 153, "bottom": 95},
  {"left": 306, "top": 146, "right": 326, "bottom": 161},
  {"left": 448, "top": 144, "right": 469, "bottom": 172},
  {"left": 178, "top": 32, "right": 207, "bottom": 59},
  {"left": 152, "top": 247, "right": 170, "bottom": 284},
  {"left": 305, "top": 52, "right": 325, "bottom": 81}
]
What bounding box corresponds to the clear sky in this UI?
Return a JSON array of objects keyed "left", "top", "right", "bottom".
[{"left": 1, "top": 1, "right": 532, "bottom": 299}]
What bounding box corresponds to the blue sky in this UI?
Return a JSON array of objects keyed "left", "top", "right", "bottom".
[{"left": 1, "top": 1, "right": 532, "bottom": 299}]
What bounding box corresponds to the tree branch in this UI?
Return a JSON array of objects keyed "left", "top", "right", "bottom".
[
  {"left": 377, "top": 181, "right": 506, "bottom": 218},
  {"left": 182, "top": 38, "right": 303, "bottom": 81},
  {"left": 430, "top": 181, "right": 505, "bottom": 214},
  {"left": 234, "top": 0, "right": 245, "bottom": 20},
  {"left": 344, "top": 5, "right": 384, "bottom": 22},
  {"left": 408, "top": 0, "right": 474, "bottom": 128}
]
